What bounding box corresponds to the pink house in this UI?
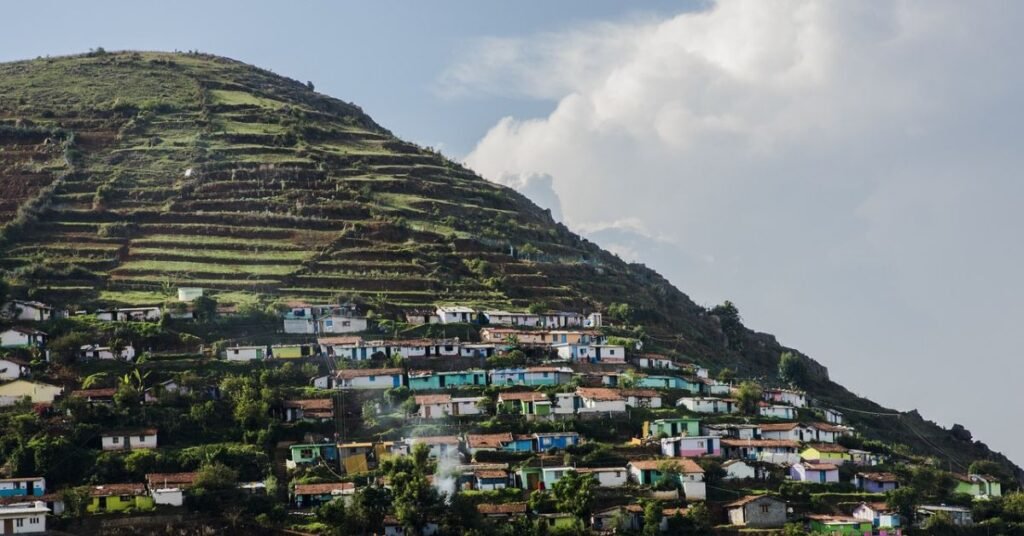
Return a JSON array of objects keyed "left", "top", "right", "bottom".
[
  {"left": 790, "top": 461, "right": 839, "bottom": 484},
  {"left": 660, "top": 435, "right": 721, "bottom": 457}
]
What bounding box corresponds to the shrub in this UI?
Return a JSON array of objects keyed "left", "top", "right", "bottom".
[{"left": 97, "top": 221, "right": 137, "bottom": 238}]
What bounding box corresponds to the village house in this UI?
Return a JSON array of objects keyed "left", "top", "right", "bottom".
[
  {"left": 855, "top": 472, "right": 900, "bottom": 493},
  {"left": 806, "top": 515, "right": 873, "bottom": 534},
  {"left": 143, "top": 379, "right": 190, "bottom": 403},
  {"left": 479, "top": 328, "right": 545, "bottom": 345},
  {"left": 2, "top": 300, "right": 55, "bottom": 322},
  {"left": 620, "top": 388, "right": 662, "bottom": 408},
  {"left": 497, "top": 391, "right": 552, "bottom": 419},
  {"left": 0, "top": 478, "right": 45, "bottom": 499},
  {"left": 576, "top": 467, "right": 628, "bottom": 488},
  {"left": 387, "top": 339, "right": 433, "bottom": 359},
  {"left": 288, "top": 443, "right": 339, "bottom": 468},
  {"left": 790, "top": 461, "right": 840, "bottom": 484},
  {"left": 0, "top": 500, "right": 49, "bottom": 534},
  {"left": 540, "top": 466, "right": 576, "bottom": 489},
  {"left": 86, "top": 483, "right": 154, "bottom": 513},
  {"left": 414, "top": 394, "right": 484, "bottom": 419},
  {"left": 489, "top": 366, "right": 573, "bottom": 386},
  {"left": 801, "top": 444, "right": 852, "bottom": 464},
  {"left": 0, "top": 380, "right": 62, "bottom": 407},
  {"left": 281, "top": 399, "right": 334, "bottom": 422},
  {"left": 677, "top": 396, "right": 737, "bottom": 414},
  {"left": 638, "top": 375, "right": 702, "bottom": 393},
  {"left": 70, "top": 387, "right": 116, "bottom": 404},
  {"left": 917, "top": 505, "right": 973, "bottom": 527},
  {"left": 476, "top": 502, "right": 528, "bottom": 521},
  {"left": 0, "top": 357, "right": 30, "bottom": 381},
  {"left": 101, "top": 429, "right": 158, "bottom": 451},
  {"left": 145, "top": 472, "right": 196, "bottom": 507},
  {"left": 634, "top": 354, "right": 680, "bottom": 370},
  {"left": 533, "top": 432, "right": 580, "bottom": 452},
  {"left": 954, "top": 473, "right": 1002, "bottom": 499},
  {"left": 408, "top": 436, "right": 461, "bottom": 459},
  {"left": 539, "top": 311, "right": 586, "bottom": 328},
  {"left": 575, "top": 387, "right": 626, "bottom": 414},
  {"left": 646, "top": 418, "right": 701, "bottom": 438},
  {"left": 660, "top": 507, "right": 692, "bottom": 531},
  {"left": 96, "top": 306, "right": 162, "bottom": 322},
  {"left": 407, "top": 369, "right": 487, "bottom": 390},
  {"left": 223, "top": 345, "right": 267, "bottom": 361},
  {"left": 759, "top": 422, "right": 840, "bottom": 443},
  {"left": 293, "top": 482, "right": 355, "bottom": 509},
  {"left": 700, "top": 377, "right": 733, "bottom": 396},
  {"left": 270, "top": 343, "right": 315, "bottom": 359},
  {"left": 661, "top": 435, "right": 722, "bottom": 457},
  {"left": 824, "top": 408, "right": 844, "bottom": 424},
  {"left": 459, "top": 343, "right": 498, "bottom": 358},
  {"left": 333, "top": 368, "right": 404, "bottom": 390},
  {"left": 0, "top": 328, "right": 46, "bottom": 349},
  {"left": 759, "top": 402, "right": 798, "bottom": 420},
  {"left": 703, "top": 423, "right": 760, "bottom": 440},
  {"left": 763, "top": 388, "right": 807, "bottom": 408},
  {"left": 472, "top": 469, "right": 509, "bottom": 491},
  {"left": 404, "top": 310, "right": 440, "bottom": 325},
  {"left": 553, "top": 343, "right": 626, "bottom": 363},
  {"left": 281, "top": 303, "right": 317, "bottom": 334},
  {"left": 722, "top": 439, "right": 801, "bottom": 465},
  {"left": 725, "top": 495, "right": 788, "bottom": 528},
  {"left": 79, "top": 343, "right": 136, "bottom": 361},
  {"left": 318, "top": 314, "right": 368, "bottom": 334},
  {"left": 592, "top": 504, "right": 644, "bottom": 533},
  {"left": 435, "top": 305, "right": 476, "bottom": 324},
  {"left": 722, "top": 460, "right": 760, "bottom": 480},
  {"left": 627, "top": 458, "right": 705, "bottom": 499},
  {"left": 545, "top": 329, "right": 603, "bottom": 345},
  {"left": 852, "top": 502, "right": 901, "bottom": 531},
  {"left": 482, "top": 310, "right": 540, "bottom": 327},
  {"left": 465, "top": 433, "right": 514, "bottom": 455}
]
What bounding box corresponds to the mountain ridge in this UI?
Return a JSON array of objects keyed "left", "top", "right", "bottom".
[{"left": 0, "top": 50, "right": 1017, "bottom": 478}]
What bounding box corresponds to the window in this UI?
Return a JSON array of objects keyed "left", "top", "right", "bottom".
[
  {"left": 139, "top": 436, "right": 146, "bottom": 442},
  {"left": 760, "top": 505, "right": 770, "bottom": 513},
  {"left": 16, "top": 519, "right": 24, "bottom": 527},
  {"left": 697, "top": 441, "right": 704, "bottom": 447},
  {"left": 112, "top": 436, "right": 120, "bottom": 444},
  {"left": 29, "top": 517, "right": 39, "bottom": 524},
  {"left": 120, "top": 495, "right": 132, "bottom": 502},
  {"left": 300, "top": 449, "right": 313, "bottom": 458}
]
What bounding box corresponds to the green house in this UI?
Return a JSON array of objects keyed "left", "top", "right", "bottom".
[
  {"left": 86, "top": 483, "right": 155, "bottom": 513},
  {"left": 954, "top": 474, "right": 1002, "bottom": 499},
  {"left": 498, "top": 392, "right": 552, "bottom": 417},
  {"left": 645, "top": 418, "right": 700, "bottom": 438}
]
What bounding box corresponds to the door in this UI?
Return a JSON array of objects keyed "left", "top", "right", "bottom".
[
  {"left": 527, "top": 472, "right": 540, "bottom": 490},
  {"left": 4, "top": 519, "right": 13, "bottom": 535},
  {"left": 424, "top": 405, "right": 431, "bottom": 418},
  {"left": 439, "top": 375, "right": 446, "bottom": 388},
  {"left": 98, "top": 496, "right": 107, "bottom": 510}
]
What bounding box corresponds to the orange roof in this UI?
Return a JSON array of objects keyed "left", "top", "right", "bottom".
[
  {"left": 294, "top": 482, "right": 355, "bottom": 495},
  {"left": 415, "top": 394, "right": 452, "bottom": 405},
  {"left": 90, "top": 483, "right": 146, "bottom": 497},
  {"left": 629, "top": 458, "right": 703, "bottom": 473},
  {"left": 475, "top": 470, "right": 508, "bottom": 479},
  {"left": 477, "top": 502, "right": 528, "bottom": 515},
  {"left": 800, "top": 461, "right": 838, "bottom": 471},
  {"left": 318, "top": 336, "right": 363, "bottom": 346},
  {"left": 499, "top": 391, "right": 548, "bottom": 402},
  {"left": 146, "top": 472, "right": 198, "bottom": 488},
  {"left": 467, "top": 433, "right": 513, "bottom": 449},
  {"left": 724, "top": 495, "right": 782, "bottom": 508},
  {"left": 283, "top": 399, "right": 334, "bottom": 411},
  {"left": 805, "top": 443, "right": 849, "bottom": 453},
  {"left": 619, "top": 389, "right": 660, "bottom": 398},
  {"left": 71, "top": 388, "right": 116, "bottom": 398},
  {"left": 759, "top": 423, "right": 801, "bottom": 432},
  {"left": 858, "top": 472, "right": 899, "bottom": 482},
  {"left": 577, "top": 387, "right": 623, "bottom": 401},
  {"left": 336, "top": 368, "right": 402, "bottom": 379}
]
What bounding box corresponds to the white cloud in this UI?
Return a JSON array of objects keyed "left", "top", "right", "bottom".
[{"left": 454, "top": 0, "right": 1024, "bottom": 463}]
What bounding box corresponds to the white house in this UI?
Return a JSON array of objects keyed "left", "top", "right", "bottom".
[
  {"left": 224, "top": 345, "right": 267, "bottom": 361},
  {"left": 0, "top": 328, "right": 46, "bottom": 349},
  {"left": 408, "top": 436, "right": 461, "bottom": 459},
  {"left": 334, "top": 368, "right": 404, "bottom": 390},
  {"left": 824, "top": 409, "right": 844, "bottom": 425},
  {"left": 96, "top": 307, "right": 162, "bottom": 322},
  {"left": 101, "top": 429, "right": 158, "bottom": 451},
  {"left": 0, "top": 357, "right": 30, "bottom": 381},
  {"left": 576, "top": 467, "right": 628, "bottom": 488},
  {"left": 620, "top": 389, "right": 663, "bottom": 409},
  {"left": 482, "top": 310, "right": 540, "bottom": 327},
  {"left": 722, "top": 459, "right": 758, "bottom": 480},
  {"left": 80, "top": 344, "right": 136, "bottom": 361},
  {"left": 318, "top": 315, "right": 368, "bottom": 334},
  {"left": 436, "top": 306, "right": 476, "bottom": 324},
  {"left": 0, "top": 380, "right": 63, "bottom": 407},
  {"left": 661, "top": 436, "right": 723, "bottom": 457},
  {"left": 576, "top": 388, "right": 627, "bottom": 414},
  {"left": 539, "top": 311, "right": 585, "bottom": 328},
  {"left": 759, "top": 403, "right": 798, "bottom": 420},
  {"left": 763, "top": 388, "right": 807, "bottom": 408},
  {"left": 852, "top": 502, "right": 901, "bottom": 530},
  {"left": 414, "top": 394, "right": 484, "bottom": 419},
  {"left": 701, "top": 379, "right": 733, "bottom": 396},
  {"left": 677, "top": 397, "right": 737, "bottom": 414},
  {"left": 143, "top": 379, "right": 189, "bottom": 403},
  {"left": 0, "top": 501, "right": 49, "bottom": 534},
  {"left": 2, "top": 301, "right": 54, "bottom": 322},
  {"left": 676, "top": 458, "right": 707, "bottom": 500},
  {"left": 759, "top": 423, "right": 816, "bottom": 443},
  {"left": 0, "top": 477, "right": 46, "bottom": 498},
  {"left": 404, "top": 310, "right": 440, "bottom": 325},
  {"left": 177, "top": 287, "right": 203, "bottom": 302},
  {"left": 552, "top": 392, "right": 577, "bottom": 416},
  {"left": 554, "top": 343, "right": 625, "bottom": 363},
  {"left": 634, "top": 354, "right": 679, "bottom": 370},
  {"left": 584, "top": 312, "right": 603, "bottom": 328},
  {"left": 151, "top": 487, "right": 184, "bottom": 507}
]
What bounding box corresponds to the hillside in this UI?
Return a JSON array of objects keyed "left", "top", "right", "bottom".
[{"left": 0, "top": 51, "right": 1018, "bottom": 482}]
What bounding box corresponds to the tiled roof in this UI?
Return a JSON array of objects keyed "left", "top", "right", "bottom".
[
  {"left": 283, "top": 399, "right": 334, "bottom": 411},
  {"left": 631, "top": 458, "right": 704, "bottom": 473},
  {"left": 800, "top": 462, "right": 839, "bottom": 471},
  {"left": 90, "top": 483, "right": 146, "bottom": 496},
  {"left": 146, "top": 472, "right": 198, "bottom": 488},
  {"left": 415, "top": 394, "right": 452, "bottom": 405},
  {"left": 102, "top": 428, "right": 158, "bottom": 436},
  {"left": 475, "top": 470, "right": 508, "bottom": 479},
  {"left": 498, "top": 391, "right": 548, "bottom": 402},
  {"left": 576, "top": 387, "right": 623, "bottom": 401},
  {"left": 294, "top": 482, "right": 355, "bottom": 495},
  {"left": 858, "top": 472, "right": 899, "bottom": 482},
  {"left": 724, "top": 494, "right": 782, "bottom": 508},
  {"left": 477, "top": 502, "right": 528, "bottom": 515},
  {"left": 467, "top": 433, "right": 513, "bottom": 449},
  {"left": 805, "top": 443, "right": 849, "bottom": 453},
  {"left": 758, "top": 423, "right": 801, "bottom": 431},
  {"left": 317, "top": 336, "right": 363, "bottom": 346},
  {"left": 619, "top": 389, "right": 660, "bottom": 398}
]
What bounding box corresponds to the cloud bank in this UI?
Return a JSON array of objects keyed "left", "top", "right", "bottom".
[{"left": 453, "top": 1, "right": 1024, "bottom": 462}]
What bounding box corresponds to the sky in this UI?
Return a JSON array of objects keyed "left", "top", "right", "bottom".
[{"left": 3, "top": 1, "right": 1022, "bottom": 464}]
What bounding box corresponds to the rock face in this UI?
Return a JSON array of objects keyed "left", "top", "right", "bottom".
[{"left": 0, "top": 51, "right": 1017, "bottom": 475}]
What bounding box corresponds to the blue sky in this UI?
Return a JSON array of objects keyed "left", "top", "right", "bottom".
[{"left": 4, "top": 1, "right": 1023, "bottom": 465}]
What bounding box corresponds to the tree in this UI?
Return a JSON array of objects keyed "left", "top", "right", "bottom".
[
  {"left": 778, "top": 352, "right": 807, "bottom": 386},
  {"left": 653, "top": 461, "right": 681, "bottom": 491},
  {"left": 316, "top": 499, "right": 347, "bottom": 533},
  {"left": 735, "top": 381, "right": 763, "bottom": 415},
  {"left": 528, "top": 302, "right": 548, "bottom": 315},
  {"left": 921, "top": 510, "right": 957, "bottom": 535},
  {"left": 886, "top": 486, "right": 919, "bottom": 521},
  {"left": 716, "top": 368, "right": 736, "bottom": 383},
  {"left": 382, "top": 443, "right": 443, "bottom": 533},
  {"left": 685, "top": 502, "right": 710, "bottom": 533},
  {"left": 551, "top": 470, "right": 596, "bottom": 520},
  {"left": 642, "top": 500, "right": 662, "bottom": 536},
  {"left": 1003, "top": 491, "right": 1024, "bottom": 520},
  {"left": 710, "top": 300, "right": 744, "bottom": 350},
  {"left": 193, "top": 462, "right": 238, "bottom": 490},
  {"left": 607, "top": 303, "right": 634, "bottom": 324},
  {"left": 193, "top": 295, "right": 218, "bottom": 322}
]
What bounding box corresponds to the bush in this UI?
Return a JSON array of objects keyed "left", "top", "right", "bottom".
[{"left": 97, "top": 221, "right": 137, "bottom": 238}]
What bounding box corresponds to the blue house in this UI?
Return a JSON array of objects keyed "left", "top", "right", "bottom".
[
  {"left": 408, "top": 369, "right": 488, "bottom": 390},
  {"left": 636, "top": 375, "right": 701, "bottom": 393},
  {"left": 534, "top": 432, "right": 581, "bottom": 452},
  {"left": 505, "top": 435, "right": 536, "bottom": 452},
  {"left": 0, "top": 477, "right": 45, "bottom": 498}
]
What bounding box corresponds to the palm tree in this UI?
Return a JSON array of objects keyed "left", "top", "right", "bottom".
[{"left": 81, "top": 372, "right": 107, "bottom": 389}]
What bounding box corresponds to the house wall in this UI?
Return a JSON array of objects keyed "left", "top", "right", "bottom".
[
  {"left": 87, "top": 495, "right": 155, "bottom": 513},
  {"left": 0, "top": 479, "right": 45, "bottom": 497},
  {"left": 0, "top": 331, "right": 31, "bottom": 348},
  {"left": 152, "top": 488, "right": 183, "bottom": 506},
  {"left": 0, "top": 510, "right": 47, "bottom": 534},
  {"left": 723, "top": 462, "right": 756, "bottom": 480},
  {"left": 283, "top": 318, "right": 316, "bottom": 334},
  {"left": 319, "top": 316, "right": 367, "bottom": 334},
  {"left": 0, "top": 359, "right": 24, "bottom": 380},
  {"left": 101, "top": 434, "right": 157, "bottom": 451},
  {"left": 225, "top": 347, "right": 263, "bottom": 361},
  {"left": 739, "top": 499, "right": 787, "bottom": 528},
  {"left": 342, "top": 374, "right": 402, "bottom": 390},
  {"left": 683, "top": 480, "right": 707, "bottom": 500},
  {"left": 585, "top": 469, "right": 627, "bottom": 487}
]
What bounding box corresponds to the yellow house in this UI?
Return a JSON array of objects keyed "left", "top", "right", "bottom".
[
  {"left": 86, "top": 483, "right": 154, "bottom": 513},
  {"left": 0, "top": 380, "right": 64, "bottom": 406},
  {"left": 801, "top": 444, "right": 852, "bottom": 464},
  {"left": 272, "top": 344, "right": 312, "bottom": 359}
]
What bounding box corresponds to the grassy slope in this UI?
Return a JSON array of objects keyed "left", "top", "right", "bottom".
[{"left": 0, "top": 50, "right": 1017, "bottom": 476}]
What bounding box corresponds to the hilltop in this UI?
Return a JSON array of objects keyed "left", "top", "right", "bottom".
[{"left": 0, "top": 51, "right": 1019, "bottom": 519}]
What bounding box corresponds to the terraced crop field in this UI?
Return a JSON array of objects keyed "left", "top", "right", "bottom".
[{"left": 0, "top": 51, "right": 706, "bottom": 342}]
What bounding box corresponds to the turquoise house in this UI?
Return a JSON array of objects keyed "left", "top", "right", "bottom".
[
  {"left": 289, "top": 443, "right": 339, "bottom": 466},
  {"left": 637, "top": 375, "right": 701, "bottom": 393},
  {"left": 408, "top": 369, "right": 488, "bottom": 390},
  {"left": 0, "top": 477, "right": 46, "bottom": 497},
  {"left": 646, "top": 418, "right": 701, "bottom": 438},
  {"left": 489, "top": 367, "right": 573, "bottom": 386},
  {"left": 504, "top": 435, "right": 535, "bottom": 453}
]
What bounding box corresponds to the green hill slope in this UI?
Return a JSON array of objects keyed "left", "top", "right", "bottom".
[{"left": 0, "top": 50, "right": 1017, "bottom": 477}]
